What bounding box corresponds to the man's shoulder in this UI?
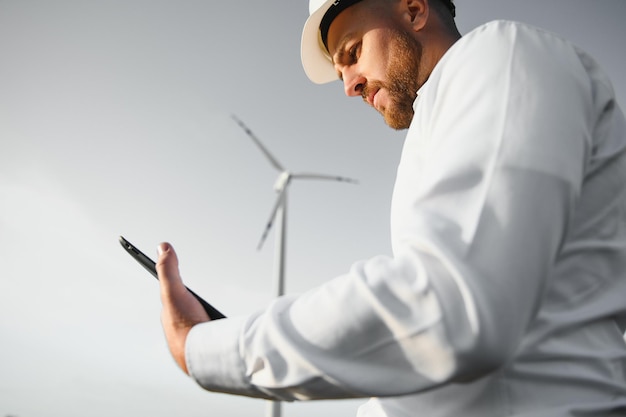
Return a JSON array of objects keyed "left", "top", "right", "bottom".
[
  {"left": 462, "top": 20, "right": 567, "bottom": 46},
  {"left": 443, "top": 20, "right": 529, "bottom": 62},
  {"left": 444, "top": 19, "right": 575, "bottom": 68},
  {"left": 427, "top": 19, "right": 579, "bottom": 96}
]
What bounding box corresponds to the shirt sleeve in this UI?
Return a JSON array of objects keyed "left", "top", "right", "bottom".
[{"left": 185, "top": 21, "right": 593, "bottom": 401}]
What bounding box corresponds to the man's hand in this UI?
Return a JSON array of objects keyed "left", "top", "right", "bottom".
[{"left": 156, "top": 242, "right": 210, "bottom": 374}]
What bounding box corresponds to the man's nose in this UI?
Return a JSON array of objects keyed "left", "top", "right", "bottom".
[{"left": 342, "top": 68, "right": 366, "bottom": 97}]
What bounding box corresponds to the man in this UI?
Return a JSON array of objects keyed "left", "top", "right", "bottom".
[{"left": 156, "top": 0, "right": 626, "bottom": 415}]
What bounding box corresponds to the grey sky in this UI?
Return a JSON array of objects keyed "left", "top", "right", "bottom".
[{"left": 1, "top": 1, "right": 625, "bottom": 416}]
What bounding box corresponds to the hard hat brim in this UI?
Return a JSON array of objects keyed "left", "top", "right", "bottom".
[{"left": 300, "top": 0, "right": 341, "bottom": 84}]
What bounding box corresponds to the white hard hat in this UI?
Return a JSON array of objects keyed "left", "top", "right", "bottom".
[{"left": 301, "top": 0, "right": 363, "bottom": 84}]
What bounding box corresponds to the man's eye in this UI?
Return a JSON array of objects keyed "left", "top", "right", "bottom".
[{"left": 348, "top": 43, "right": 360, "bottom": 62}]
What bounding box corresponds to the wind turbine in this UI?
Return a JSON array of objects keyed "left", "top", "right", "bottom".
[{"left": 231, "top": 115, "right": 357, "bottom": 417}]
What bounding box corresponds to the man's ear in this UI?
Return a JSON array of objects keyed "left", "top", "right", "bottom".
[{"left": 402, "top": 0, "right": 429, "bottom": 31}]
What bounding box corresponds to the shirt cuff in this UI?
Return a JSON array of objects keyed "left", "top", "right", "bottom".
[{"left": 185, "top": 315, "right": 260, "bottom": 396}]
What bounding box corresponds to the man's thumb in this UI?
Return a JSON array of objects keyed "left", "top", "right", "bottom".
[{"left": 156, "top": 242, "right": 184, "bottom": 290}]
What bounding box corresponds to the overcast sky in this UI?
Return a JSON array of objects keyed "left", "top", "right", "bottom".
[{"left": 1, "top": 1, "right": 625, "bottom": 416}]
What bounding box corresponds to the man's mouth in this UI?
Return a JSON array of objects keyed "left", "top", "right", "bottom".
[{"left": 364, "top": 88, "right": 380, "bottom": 109}]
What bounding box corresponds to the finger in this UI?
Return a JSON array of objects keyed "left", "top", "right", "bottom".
[
  {"left": 155, "top": 243, "right": 208, "bottom": 320},
  {"left": 156, "top": 242, "right": 186, "bottom": 294}
]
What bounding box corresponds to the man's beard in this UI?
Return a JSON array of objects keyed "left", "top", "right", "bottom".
[{"left": 363, "top": 29, "right": 422, "bottom": 130}]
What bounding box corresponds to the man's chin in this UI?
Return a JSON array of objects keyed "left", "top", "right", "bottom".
[{"left": 383, "top": 108, "right": 413, "bottom": 130}]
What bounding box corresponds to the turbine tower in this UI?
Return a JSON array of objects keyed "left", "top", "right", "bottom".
[{"left": 231, "top": 115, "right": 357, "bottom": 417}]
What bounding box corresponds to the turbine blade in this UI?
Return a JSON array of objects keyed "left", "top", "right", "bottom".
[
  {"left": 257, "top": 187, "right": 287, "bottom": 251},
  {"left": 292, "top": 172, "right": 359, "bottom": 184},
  {"left": 231, "top": 114, "right": 285, "bottom": 172}
]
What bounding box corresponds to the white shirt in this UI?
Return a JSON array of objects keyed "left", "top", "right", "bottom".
[{"left": 185, "top": 21, "right": 626, "bottom": 416}]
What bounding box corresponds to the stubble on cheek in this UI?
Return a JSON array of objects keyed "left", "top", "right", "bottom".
[{"left": 380, "top": 30, "right": 422, "bottom": 130}]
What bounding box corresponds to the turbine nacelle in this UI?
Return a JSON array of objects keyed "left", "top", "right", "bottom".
[{"left": 274, "top": 172, "right": 292, "bottom": 192}]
